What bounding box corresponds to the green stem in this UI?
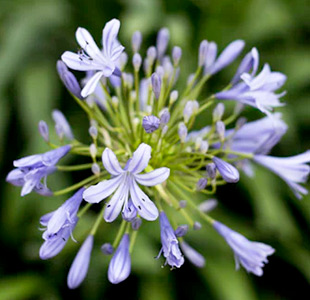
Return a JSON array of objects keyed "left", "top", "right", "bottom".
[
  {"left": 90, "top": 205, "right": 106, "bottom": 235},
  {"left": 112, "top": 219, "right": 127, "bottom": 248}
]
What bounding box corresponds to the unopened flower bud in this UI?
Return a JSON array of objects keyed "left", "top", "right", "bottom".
[
  {"left": 193, "top": 221, "right": 202, "bottom": 230},
  {"left": 172, "top": 46, "right": 182, "bottom": 66},
  {"left": 38, "top": 120, "right": 49, "bottom": 142},
  {"left": 111, "top": 96, "right": 119, "bottom": 108},
  {"left": 131, "top": 217, "right": 142, "bottom": 231},
  {"left": 162, "top": 125, "right": 168, "bottom": 135},
  {"left": 179, "top": 200, "right": 187, "bottom": 208},
  {"left": 119, "top": 52, "right": 128, "bottom": 70},
  {"left": 198, "top": 199, "right": 218, "bottom": 213},
  {"left": 216, "top": 121, "right": 225, "bottom": 141},
  {"left": 151, "top": 73, "right": 162, "bottom": 99},
  {"left": 187, "top": 73, "right": 195, "bottom": 85},
  {"left": 206, "top": 163, "right": 217, "bottom": 179},
  {"left": 196, "top": 178, "right": 208, "bottom": 191},
  {"left": 132, "top": 31, "right": 142, "bottom": 53},
  {"left": 160, "top": 108, "right": 170, "bottom": 125},
  {"left": 89, "top": 126, "right": 98, "bottom": 139},
  {"left": 147, "top": 46, "right": 157, "bottom": 64},
  {"left": 213, "top": 103, "right": 225, "bottom": 122},
  {"left": 236, "top": 117, "right": 247, "bottom": 129},
  {"left": 178, "top": 122, "right": 188, "bottom": 143},
  {"left": 52, "top": 110, "right": 74, "bottom": 140},
  {"left": 199, "top": 40, "right": 208, "bottom": 67},
  {"left": 156, "top": 66, "right": 164, "bottom": 79},
  {"left": 156, "top": 28, "right": 170, "bottom": 59},
  {"left": 200, "top": 140, "right": 209, "bottom": 153},
  {"left": 212, "top": 157, "right": 240, "bottom": 183},
  {"left": 101, "top": 243, "right": 114, "bottom": 255},
  {"left": 91, "top": 163, "right": 100, "bottom": 175},
  {"left": 195, "top": 137, "right": 202, "bottom": 150},
  {"left": 132, "top": 53, "right": 142, "bottom": 71},
  {"left": 170, "top": 90, "right": 178, "bottom": 104},
  {"left": 175, "top": 225, "right": 189, "bottom": 237},
  {"left": 142, "top": 115, "right": 160, "bottom": 133},
  {"left": 89, "top": 143, "right": 97, "bottom": 159}
]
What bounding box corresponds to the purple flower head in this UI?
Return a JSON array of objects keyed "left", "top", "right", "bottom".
[
  {"left": 213, "top": 221, "right": 275, "bottom": 276},
  {"left": 38, "top": 120, "right": 49, "bottom": 142},
  {"left": 108, "top": 234, "right": 131, "bottom": 284},
  {"left": 158, "top": 211, "right": 184, "bottom": 268},
  {"left": 56, "top": 60, "right": 82, "bottom": 99},
  {"left": 52, "top": 110, "right": 74, "bottom": 141},
  {"left": 231, "top": 48, "right": 259, "bottom": 85},
  {"left": 180, "top": 241, "right": 205, "bottom": 268},
  {"left": 212, "top": 156, "right": 240, "bottom": 183},
  {"left": 83, "top": 143, "right": 170, "bottom": 222},
  {"left": 142, "top": 115, "right": 160, "bottom": 133},
  {"left": 253, "top": 151, "right": 310, "bottom": 199},
  {"left": 6, "top": 145, "right": 71, "bottom": 196},
  {"left": 206, "top": 40, "right": 245, "bottom": 75},
  {"left": 216, "top": 64, "right": 286, "bottom": 115},
  {"left": 67, "top": 235, "right": 94, "bottom": 289},
  {"left": 61, "top": 19, "right": 125, "bottom": 97}
]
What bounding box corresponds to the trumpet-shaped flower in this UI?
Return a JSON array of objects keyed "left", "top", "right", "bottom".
[
  {"left": 83, "top": 143, "right": 170, "bottom": 222},
  {"left": 108, "top": 234, "right": 131, "bottom": 284},
  {"left": 6, "top": 145, "right": 71, "bottom": 196},
  {"left": 61, "top": 19, "right": 124, "bottom": 97},
  {"left": 214, "top": 221, "right": 275, "bottom": 276},
  {"left": 254, "top": 151, "right": 310, "bottom": 199}
]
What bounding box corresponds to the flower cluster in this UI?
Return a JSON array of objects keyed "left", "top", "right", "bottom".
[{"left": 7, "top": 18, "right": 310, "bottom": 288}]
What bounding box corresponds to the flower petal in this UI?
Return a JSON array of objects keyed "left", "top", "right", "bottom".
[
  {"left": 61, "top": 51, "right": 104, "bottom": 71},
  {"left": 81, "top": 71, "right": 104, "bottom": 98},
  {"left": 134, "top": 167, "right": 170, "bottom": 186},
  {"left": 102, "top": 19, "right": 121, "bottom": 58},
  {"left": 83, "top": 175, "right": 123, "bottom": 203},
  {"left": 127, "top": 143, "right": 151, "bottom": 174},
  {"left": 130, "top": 178, "right": 158, "bottom": 221},
  {"left": 104, "top": 176, "right": 129, "bottom": 222},
  {"left": 102, "top": 148, "right": 124, "bottom": 176}
]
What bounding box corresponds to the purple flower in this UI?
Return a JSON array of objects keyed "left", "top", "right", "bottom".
[
  {"left": 205, "top": 40, "right": 245, "bottom": 75},
  {"left": 39, "top": 188, "right": 84, "bottom": 260},
  {"left": 158, "top": 211, "right": 184, "bottom": 268},
  {"left": 6, "top": 145, "right": 71, "bottom": 196},
  {"left": 108, "top": 234, "right": 131, "bottom": 284},
  {"left": 61, "top": 19, "right": 124, "bottom": 97},
  {"left": 142, "top": 115, "right": 160, "bottom": 133},
  {"left": 216, "top": 63, "right": 286, "bottom": 115},
  {"left": 213, "top": 221, "right": 275, "bottom": 276},
  {"left": 212, "top": 156, "right": 240, "bottom": 183},
  {"left": 180, "top": 241, "right": 205, "bottom": 268},
  {"left": 56, "top": 60, "right": 82, "bottom": 99},
  {"left": 83, "top": 143, "right": 170, "bottom": 221},
  {"left": 67, "top": 235, "right": 94, "bottom": 289},
  {"left": 253, "top": 151, "right": 310, "bottom": 199},
  {"left": 52, "top": 110, "right": 74, "bottom": 140}
]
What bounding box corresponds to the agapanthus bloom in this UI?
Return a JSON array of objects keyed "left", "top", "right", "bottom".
[
  {"left": 83, "top": 143, "right": 170, "bottom": 221},
  {"left": 7, "top": 17, "right": 309, "bottom": 288}
]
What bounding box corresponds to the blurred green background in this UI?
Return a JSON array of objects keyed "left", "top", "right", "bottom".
[{"left": 1, "top": 0, "right": 310, "bottom": 299}]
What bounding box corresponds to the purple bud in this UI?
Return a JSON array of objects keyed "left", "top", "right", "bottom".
[
  {"left": 205, "top": 42, "right": 217, "bottom": 70},
  {"left": 156, "top": 28, "right": 170, "bottom": 59},
  {"left": 206, "top": 163, "right": 217, "bottom": 179},
  {"left": 179, "top": 200, "right": 187, "bottom": 208},
  {"left": 199, "top": 40, "right": 208, "bottom": 67},
  {"left": 142, "top": 115, "right": 160, "bottom": 133},
  {"left": 198, "top": 199, "right": 218, "bottom": 213},
  {"left": 119, "top": 52, "right": 128, "bottom": 70},
  {"left": 38, "top": 121, "right": 49, "bottom": 142},
  {"left": 160, "top": 109, "right": 170, "bottom": 125},
  {"left": 178, "top": 122, "right": 188, "bottom": 143},
  {"left": 213, "top": 103, "right": 225, "bottom": 121},
  {"left": 132, "top": 31, "right": 142, "bottom": 53},
  {"left": 196, "top": 178, "right": 208, "bottom": 191},
  {"left": 89, "top": 143, "right": 97, "bottom": 158},
  {"left": 216, "top": 121, "right": 226, "bottom": 141},
  {"left": 200, "top": 141, "right": 209, "bottom": 153},
  {"left": 170, "top": 90, "right": 178, "bottom": 103},
  {"left": 108, "top": 234, "right": 131, "bottom": 284},
  {"left": 52, "top": 110, "right": 74, "bottom": 140},
  {"left": 91, "top": 163, "right": 100, "bottom": 175},
  {"left": 89, "top": 126, "right": 98, "bottom": 139},
  {"left": 212, "top": 157, "right": 240, "bottom": 183},
  {"left": 180, "top": 241, "right": 206, "bottom": 268},
  {"left": 57, "top": 60, "right": 82, "bottom": 99},
  {"left": 193, "top": 221, "right": 202, "bottom": 230},
  {"left": 175, "top": 225, "right": 188, "bottom": 237},
  {"left": 67, "top": 235, "right": 94, "bottom": 289},
  {"left": 209, "top": 40, "right": 245, "bottom": 75},
  {"left": 172, "top": 46, "right": 182, "bottom": 66},
  {"left": 101, "top": 243, "right": 114, "bottom": 255},
  {"left": 132, "top": 53, "right": 142, "bottom": 71},
  {"left": 131, "top": 217, "right": 142, "bottom": 231},
  {"left": 151, "top": 73, "right": 162, "bottom": 99},
  {"left": 147, "top": 46, "right": 157, "bottom": 63}
]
